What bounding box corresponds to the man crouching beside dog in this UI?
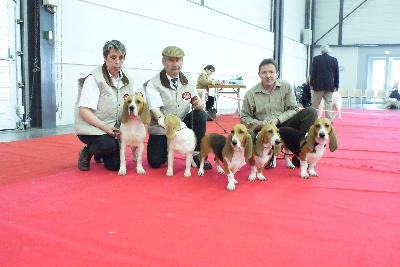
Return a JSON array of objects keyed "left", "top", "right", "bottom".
[
  {"left": 240, "top": 58, "right": 318, "bottom": 167},
  {"left": 144, "top": 45, "right": 212, "bottom": 171}
]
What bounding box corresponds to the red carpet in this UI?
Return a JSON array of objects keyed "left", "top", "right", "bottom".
[{"left": 1, "top": 110, "right": 400, "bottom": 266}]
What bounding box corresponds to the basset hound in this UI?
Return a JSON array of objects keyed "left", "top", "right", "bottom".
[
  {"left": 118, "top": 93, "right": 151, "bottom": 176},
  {"left": 164, "top": 114, "right": 196, "bottom": 177},
  {"left": 248, "top": 124, "right": 281, "bottom": 181},
  {"left": 198, "top": 124, "right": 253, "bottom": 191},
  {"left": 279, "top": 118, "right": 338, "bottom": 179}
]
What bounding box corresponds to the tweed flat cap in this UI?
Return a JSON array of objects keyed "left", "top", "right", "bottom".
[{"left": 162, "top": 46, "right": 185, "bottom": 57}]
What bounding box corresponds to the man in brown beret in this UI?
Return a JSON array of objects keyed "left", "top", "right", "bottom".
[{"left": 144, "top": 46, "right": 212, "bottom": 170}]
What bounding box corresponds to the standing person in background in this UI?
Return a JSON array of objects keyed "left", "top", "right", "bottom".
[
  {"left": 301, "top": 76, "right": 312, "bottom": 108},
  {"left": 196, "top": 65, "right": 220, "bottom": 120},
  {"left": 144, "top": 46, "right": 212, "bottom": 170},
  {"left": 310, "top": 44, "right": 339, "bottom": 122},
  {"left": 74, "top": 40, "right": 135, "bottom": 171}
]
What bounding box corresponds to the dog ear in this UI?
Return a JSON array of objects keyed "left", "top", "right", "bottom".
[
  {"left": 254, "top": 130, "right": 264, "bottom": 156},
  {"left": 164, "top": 116, "right": 176, "bottom": 139},
  {"left": 244, "top": 133, "right": 253, "bottom": 160},
  {"left": 140, "top": 101, "right": 151, "bottom": 125},
  {"left": 328, "top": 126, "right": 338, "bottom": 152},
  {"left": 305, "top": 125, "right": 315, "bottom": 151},
  {"left": 223, "top": 133, "right": 233, "bottom": 161},
  {"left": 121, "top": 100, "right": 129, "bottom": 124}
]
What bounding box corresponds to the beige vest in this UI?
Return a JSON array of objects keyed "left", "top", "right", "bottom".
[
  {"left": 74, "top": 64, "right": 134, "bottom": 135},
  {"left": 146, "top": 72, "right": 196, "bottom": 135}
]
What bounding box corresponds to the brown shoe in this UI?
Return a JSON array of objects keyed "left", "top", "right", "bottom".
[{"left": 78, "top": 146, "right": 92, "bottom": 171}]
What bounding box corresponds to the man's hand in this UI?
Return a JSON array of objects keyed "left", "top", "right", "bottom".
[
  {"left": 262, "top": 118, "right": 280, "bottom": 126},
  {"left": 158, "top": 116, "right": 165, "bottom": 128}
]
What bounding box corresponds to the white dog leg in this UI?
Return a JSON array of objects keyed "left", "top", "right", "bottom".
[
  {"left": 248, "top": 165, "right": 257, "bottom": 181},
  {"left": 197, "top": 157, "right": 206, "bottom": 176},
  {"left": 256, "top": 170, "right": 267, "bottom": 181},
  {"left": 308, "top": 162, "right": 318, "bottom": 177},
  {"left": 284, "top": 150, "right": 295, "bottom": 169},
  {"left": 184, "top": 154, "right": 192, "bottom": 177},
  {"left": 300, "top": 160, "right": 310, "bottom": 179},
  {"left": 226, "top": 172, "right": 236, "bottom": 191},
  {"left": 215, "top": 159, "right": 225, "bottom": 174},
  {"left": 136, "top": 144, "right": 146, "bottom": 174},
  {"left": 166, "top": 150, "right": 174, "bottom": 177},
  {"left": 118, "top": 145, "right": 127, "bottom": 176}
]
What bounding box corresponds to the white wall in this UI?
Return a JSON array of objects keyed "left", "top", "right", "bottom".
[{"left": 55, "top": 0, "right": 282, "bottom": 125}]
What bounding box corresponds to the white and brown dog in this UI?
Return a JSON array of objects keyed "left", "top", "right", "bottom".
[
  {"left": 118, "top": 93, "right": 151, "bottom": 176},
  {"left": 164, "top": 114, "right": 196, "bottom": 177},
  {"left": 248, "top": 124, "right": 281, "bottom": 181},
  {"left": 331, "top": 91, "right": 342, "bottom": 120},
  {"left": 198, "top": 124, "right": 253, "bottom": 191},
  {"left": 317, "top": 91, "right": 342, "bottom": 120},
  {"left": 280, "top": 118, "right": 338, "bottom": 179}
]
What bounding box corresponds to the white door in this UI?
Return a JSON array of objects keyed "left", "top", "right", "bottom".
[{"left": 0, "top": 0, "right": 19, "bottom": 131}]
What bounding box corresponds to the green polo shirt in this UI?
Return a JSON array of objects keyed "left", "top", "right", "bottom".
[{"left": 240, "top": 79, "right": 299, "bottom": 129}]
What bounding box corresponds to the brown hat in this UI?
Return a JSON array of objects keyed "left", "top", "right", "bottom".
[{"left": 162, "top": 46, "right": 185, "bottom": 58}]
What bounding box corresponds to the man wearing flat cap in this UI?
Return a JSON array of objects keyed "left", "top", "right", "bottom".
[{"left": 144, "top": 46, "right": 212, "bottom": 170}]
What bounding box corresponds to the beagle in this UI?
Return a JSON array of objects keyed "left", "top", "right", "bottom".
[
  {"left": 280, "top": 118, "right": 338, "bottom": 179},
  {"left": 118, "top": 93, "right": 151, "bottom": 175},
  {"left": 332, "top": 91, "right": 342, "bottom": 120},
  {"left": 165, "top": 114, "right": 196, "bottom": 177},
  {"left": 198, "top": 124, "right": 253, "bottom": 191},
  {"left": 317, "top": 91, "right": 342, "bottom": 120},
  {"left": 248, "top": 124, "right": 281, "bottom": 181}
]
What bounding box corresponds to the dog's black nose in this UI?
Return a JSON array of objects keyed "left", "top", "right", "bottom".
[
  {"left": 129, "top": 106, "right": 134, "bottom": 111},
  {"left": 319, "top": 133, "right": 325, "bottom": 138},
  {"left": 232, "top": 140, "right": 237, "bottom": 146},
  {"left": 275, "top": 139, "right": 281, "bottom": 145}
]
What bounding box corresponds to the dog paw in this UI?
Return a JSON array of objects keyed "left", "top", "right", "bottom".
[
  {"left": 309, "top": 170, "right": 318, "bottom": 176},
  {"left": 184, "top": 170, "right": 191, "bottom": 178},
  {"left": 287, "top": 163, "right": 295, "bottom": 169},
  {"left": 300, "top": 173, "right": 310, "bottom": 179},
  {"left": 257, "top": 174, "right": 267, "bottom": 181},
  {"left": 166, "top": 170, "right": 173, "bottom": 177},
  {"left": 118, "top": 169, "right": 127, "bottom": 176},
  {"left": 234, "top": 179, "right": 239, "bottom": 185},
  {"left": 248, "top": 175, "right": 256, "bottom": 181},
  {"left": 136, "top": 167, "right": 146, "bottom": 174},
  {"left": 227, "top": 183, "right": 236, "bottom": 191},
  {"left": 217, "top": 166, "right": 225, "bottom": 174},
  {"left": 197, "top": 169, "right": 204, "bottom": 176}
]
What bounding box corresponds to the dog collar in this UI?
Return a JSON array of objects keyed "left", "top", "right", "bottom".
[{"left": 176, "top": 126, "right": 187, "bottom": 132}]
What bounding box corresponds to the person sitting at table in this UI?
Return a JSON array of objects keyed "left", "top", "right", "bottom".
[{"left": 196, "top": 65, "right": 220, "bottom": 119}]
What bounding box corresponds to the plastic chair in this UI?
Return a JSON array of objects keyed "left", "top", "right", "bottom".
[
  {"left": 375, "top": 89, "right": 388, "bottom": 103},
  {"left": 337, "top": 88, "right": 350, "bottom": 106},
  {"left": 350, "top": 88, "right": 364, "bottom": 107},
  {"left": 363, "top": 89, "right": 375, "bottom": 104}
]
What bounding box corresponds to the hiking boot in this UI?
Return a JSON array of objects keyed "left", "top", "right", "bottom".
[
  {"left": 78, "top": 146, "right": 92, "bottom": 171},
  {"left": 94, "top": 155, "right": 103, "bottom": 163},
  {"left": 292, "top": 156, "right": 300, "bottom": 168},
  {"left": 192, "top": 154, "right": 212, "bottom": 170}
]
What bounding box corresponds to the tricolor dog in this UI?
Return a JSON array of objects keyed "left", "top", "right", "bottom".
[
  {"left": 248, "top": 124, "right": 281, "bottom": 181},
  {"left": 279, "top": 118, "right": 338, "bottom": 179},
  {"left": 118, "top": 93, "right": 151, "bottom": 176},
  {"left": 198, "top": 124, "right": 253, "bottom": 191},
  {"left": 164, "top": 114, "right": 196, "bottom": 177}
]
